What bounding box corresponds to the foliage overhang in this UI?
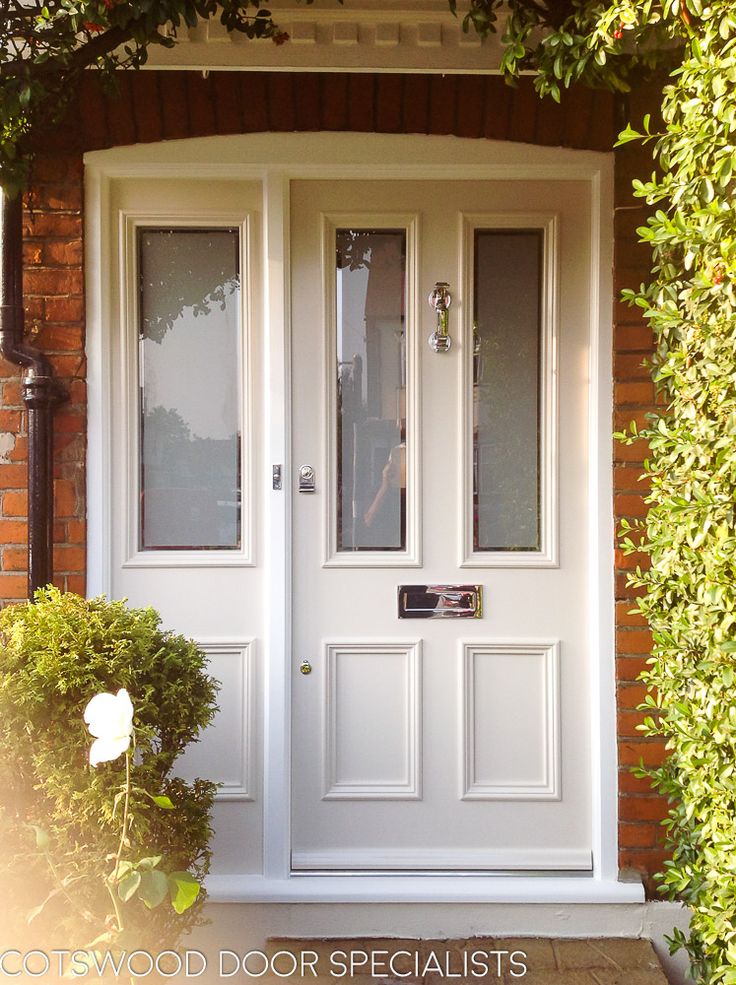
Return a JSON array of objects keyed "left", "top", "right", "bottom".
[{"left": 4, "top": 0, "right": 736, "bottom": 981}]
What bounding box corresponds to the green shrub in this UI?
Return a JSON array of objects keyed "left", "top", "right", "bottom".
[{"left": 0, "top": 587, "right": 218, "bottom": 952}]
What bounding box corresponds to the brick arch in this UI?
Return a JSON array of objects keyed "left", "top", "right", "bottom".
[{"left": 69, "top": 71, "right": 616, "bottom": 155}]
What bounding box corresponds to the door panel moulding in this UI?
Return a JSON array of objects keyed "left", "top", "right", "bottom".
[{"left": 84, "top": 132, "right": 630, "bottom": 903}]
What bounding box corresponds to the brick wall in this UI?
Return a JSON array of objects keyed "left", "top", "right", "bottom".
[
  {"left": 0, "top": 151, "right": 86, "bottom": 601},
  {"left": 0, "top": 70, "right": 667, "bottom": 888},
  {"left": 613, "top": 88, "right": 667, "bottom": 892}
]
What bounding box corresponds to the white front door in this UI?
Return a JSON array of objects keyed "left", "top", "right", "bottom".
[
  {"left": 95, "top": 136, "right": 620, "bottom": 893},
  {"left": 290, "top": 178, "right": 594, "bottom": 872}
]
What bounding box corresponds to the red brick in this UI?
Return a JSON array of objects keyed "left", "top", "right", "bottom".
[
  {"left": 2, "top": 491, "right": 27, "bottom": 517},
  {"left": 617, "top": 655, "right": 652, "bottom": 680},
  {"left": 619, "top": 770, "right": 657, "bottom": 795},
  {"left": 615, "top": 493, "right": 650, "bottom": 519},
  {"left": 618, "top": 710, "right": 648, "bottom": 736},
  {"left": 618, "top": 681, "right": 651, "bottom": 708},
  {"left": 43, "top": 240, "right": 83, "bottom": 267},
  {"left": 0, "top": 465, "right": 28, "bottom": 489},
  {"left": 616, "top": 600, "right": 647, "bottom": 627},
  {"left": 49, "top": 354, "right": 86, "bottom": 376},
  {"left": 615, "top": 324, "right": 654, "bottom": 351},
  {"left": 618, "top": 739, "right": 668, "bottom": 767},
  {"left": 615, "top": 353, "right": 651, "bottom": 380},
  {"left": 2, "top": 547, "right": 26, "bottom": 571},
  {"left": 24, "top": 267, "right": 83, "bottom": 297},
  {"left": 614, "top": 437, "right": 651, "bottom": 463},
  {"left": 2, "top": 381, "right": 23, "bottom": 407},
  {"left": 32, "top": 182, "right": 82, "bottom": 212},
  {"left": 619, "top": 822, "right": 660, "bottom": 849},
  {"left": 44, "top": 297, "right": 84, "bottom": 323},
  {"left": 8, "top": 437, "right": 27, "bottom": 463},
  {"left": 55, "top": 413, "right": 85, "bottom": 434},
  {"left": 23, "top": 243, "right": 43, "bottom": 266},
  {"left": 54, "top": 479, "right": 77, "bottom": 517},
  {"left": 0, "top": 410, "right": 21, "bottom": 431},
  {"left": 66, "top": 519, "right": 86, "bottom": 543},
  {"left": 0, "top": 520, "right": 28, "bottom": 544},
  {"left": 65, "top": 574, "right": 86, "bottom": 596},
  {"left": 30, "top": 154, "right": 83, "bottom": 184},
  {"left": 614, "top": 466, "right": 651, "bottom": 492},
  {"left": 617, "top": 629, "right": 653, "bottom": 654},
  {"left": 53, "top": 545, "right": 85, "bottom": 572},
  {"left": 0, "top": 574, "right": 28, "bottom": 600},
  {"left": 67, "top": 379, "right": 86, "bottom": 404},
  {"left": 614, "top": 408, "right": 653, "bottom": 432},
  {"left": 36, "top": 326, "right": 84, "bottom": 352},
  {"left": 23, "top": 212, "right": 82, "bottom": 238},
  {"left": 619, "top": 796, "right": 669, "bottom": 822}
]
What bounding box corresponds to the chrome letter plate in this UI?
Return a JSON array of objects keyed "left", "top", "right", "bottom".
[{"left": 398, "top": 584, "right": 483, "bottom": 619}]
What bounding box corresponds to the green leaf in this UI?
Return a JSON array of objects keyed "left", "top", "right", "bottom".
[
  {"left": 138, "top": 870, "right": 169, "bottom": 909},
  {"left": 168, "top": 871, "right": 201, "bottom": 914},
  {"left": 136, "top": 855, "right": 163, "bottom": 870},
  {"left": 151, "top": 795, "right": 175, "bottom": 810},
  {"left": 118, "top": 871, "right": 141, "bottom": 902}
]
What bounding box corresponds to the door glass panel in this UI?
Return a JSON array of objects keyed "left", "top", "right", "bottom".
[
  {"left": 335, "top": 229, "right": 406, "bottom": 552},
  {"left": 473, "top": 229, "right": 542, "bottom": 552},
  {"left": 138, "top": 227, "right": 241, "bottom": 550}
]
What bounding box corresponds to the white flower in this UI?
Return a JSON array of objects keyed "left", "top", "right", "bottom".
[{"left": 83, "top": 689, "right": 134, "bottom": 767}]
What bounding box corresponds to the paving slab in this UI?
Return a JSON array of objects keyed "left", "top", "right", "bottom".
[{"left": 263, "top": 938, "right": 671, "bottom": 985}]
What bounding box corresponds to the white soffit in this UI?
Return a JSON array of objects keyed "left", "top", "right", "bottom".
[{"left": 144, "top": 0, "right": 506, "bottom": 73}]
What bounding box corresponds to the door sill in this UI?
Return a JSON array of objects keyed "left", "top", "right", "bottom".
[{"left": 204, "top": 874, "right": 645, "bottom": 904}]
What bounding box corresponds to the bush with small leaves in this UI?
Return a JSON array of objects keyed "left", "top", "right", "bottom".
[{"left": 0, "top": 587, "right": 218, "bottom": 954}]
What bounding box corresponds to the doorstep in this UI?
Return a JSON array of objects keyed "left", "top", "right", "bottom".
[{"left": 261, "top": 938, "right": 671, "bottom": 985}]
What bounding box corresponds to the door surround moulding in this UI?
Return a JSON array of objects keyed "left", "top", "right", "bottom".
[{"left": 84, "top": 131, "right": 633, "bottom": 903}]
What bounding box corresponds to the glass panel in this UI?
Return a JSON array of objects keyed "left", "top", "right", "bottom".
[
  {"left": 335, "top": 229, "right": 407, "bottom": 552},
  {"left": 473, "top": 229, "right": 542, "bottom": 552},
  {"left": 138, "top": 228, "right": 241, "bottom": 550}
]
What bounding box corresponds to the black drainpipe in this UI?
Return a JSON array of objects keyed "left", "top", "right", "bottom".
[{"left": 0, "top": 189, "right": 67, "bottom": 597}]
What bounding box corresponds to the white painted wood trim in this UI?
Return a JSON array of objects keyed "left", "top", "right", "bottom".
[
  {"left": 322, "top": 213, "right": 421, "bottom": 567},
  {"left": 292, "top": 847, "right": 590, "bottom": 871},
  {"left": 118, "top": 211, "right": 254, "bottom": 568},
  {"left": 459, "top": 213, "right": 558, "bottom": 568},
  {"left": 262, "top": 171, "right": 293, "bottom": 882},
  {"left": 587, "top": 166, "right": 618, "bottom": 884},
  {"left": 460, "top": 640, "right": 560, "bottom": 801},
  {"left": 84, "top": 133, "right": 623, "bottom": 901},
  {"left": 141, "top": 1, "right": 504, "bottom": 75},
  {"left": 322, "top": 640, "right": 422, "bottom": 800}
]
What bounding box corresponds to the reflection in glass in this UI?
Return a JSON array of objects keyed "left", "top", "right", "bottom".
[
  {"left": 335, "top": 229, "right": 407, "bottom": 551},
  {"left": 473, "top": 230, "right": 542, "bottom": 552},
  {"left": 138, "top": 228, "right": 241, "bottom": 550}
]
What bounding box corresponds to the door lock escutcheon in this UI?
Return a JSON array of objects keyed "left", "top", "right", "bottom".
[{"left": 298, "top": 464, "right": 316, "bottom": 493}]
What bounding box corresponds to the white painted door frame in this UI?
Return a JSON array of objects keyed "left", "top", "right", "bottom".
[{"left": 85, "top": 132, "right": 641, "bottom": 904}]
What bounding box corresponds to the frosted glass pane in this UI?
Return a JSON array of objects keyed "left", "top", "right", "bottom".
[
  {"left": 473, "top": 230, "right": 542, "bottom": 552},
  {"left": 335, "top": 229, "right": 406, "bottom": 551},
  {"left": 138, "top": 228, "right": 241, "bottom": 550}
]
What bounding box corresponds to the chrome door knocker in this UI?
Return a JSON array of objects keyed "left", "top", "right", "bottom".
[{"left": 428, "top": 282, "right": 452, "bottom": 353}]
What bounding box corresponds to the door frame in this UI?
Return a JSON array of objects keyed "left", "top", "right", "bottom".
[{"left": 85, "top": 131, "right": 641, "bottom": 903}]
